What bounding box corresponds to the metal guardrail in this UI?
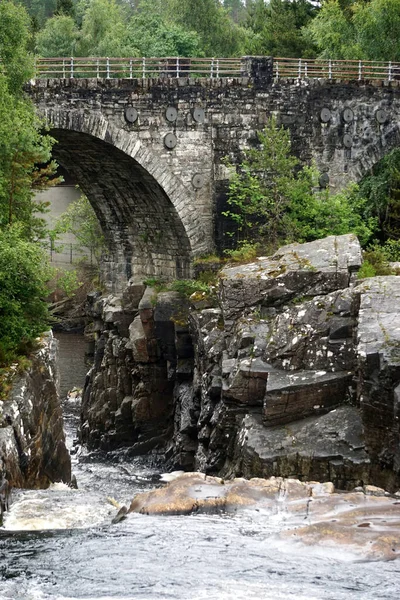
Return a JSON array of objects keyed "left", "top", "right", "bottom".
[
  {"left": 34, "top": 56, "right": 243, "bottom": 79},
  {"left": 33, "top": 56, "right": 400, "bottom": 82},
  {"left": 273, "top": 57, "right": 400, "bottom": 81}
]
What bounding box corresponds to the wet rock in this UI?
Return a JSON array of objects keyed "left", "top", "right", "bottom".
[
  {"left": 0, "top": 333, "right": 71, "bottom": 489},
  {"left": 356, "top": 277, "right": 400, "bottom": 486},
  {"left": 127, "top": 471, "right": 400, "bottom": 561}
]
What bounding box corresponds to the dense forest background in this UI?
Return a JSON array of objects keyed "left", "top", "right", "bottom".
[{"left": 16, "top": 0, "right": 400, "bottom": 61}]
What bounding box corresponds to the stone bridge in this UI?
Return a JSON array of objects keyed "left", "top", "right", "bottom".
[{"left": 28, "top": 57, "right": 400, "bottom": 290}]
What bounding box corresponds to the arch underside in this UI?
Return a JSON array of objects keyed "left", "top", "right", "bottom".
[{"left": 51, "top": 129, "right": 192, "bottom": 290}]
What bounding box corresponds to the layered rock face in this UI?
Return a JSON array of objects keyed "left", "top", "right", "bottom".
[
  {"left": 81, "top": 234, "right": 400, "bottom": 490},
  {"left": 0, "top": 334, "right": 71, "bottom": 490}
]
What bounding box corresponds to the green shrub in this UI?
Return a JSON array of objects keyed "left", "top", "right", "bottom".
[
  {"left": 358, "top": 243, "right": 394, "bottom": 278},
  {"left": 0, "top": 225, "right": 50, "bottom": 365},
  {"left": 224, "top": 241, "right": 259, "bottom": 263}
]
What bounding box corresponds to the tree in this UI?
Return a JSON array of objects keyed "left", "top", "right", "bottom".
[
  {"left": 0, "top": 75, "right": 61, "bottom": 240},
  {"left": 127, "top": 2, "right": 202, "bottom": 57},
  {"left": 76, "top": 0, "right": 137, "bottom": 56},
  {"left": 0, "top": 1, "right": 61, "bottom": 365},
  {"left": 357, "top": 148, "right": 400, "bottom": 241},
  {"left": 245, "top": 0, "right": 318, "bottom": 57},
  {"left": 0, "top": 225, "right": 51, "bottom": 365},
  {"left": 166, "top": 0, "right": 247, "bottom": 56},
  {"left": 223, "top": 116, "right": 374, "bottom": 250},
  {"left": 0, "top": 1, "right": 34, "bottom": 94},
  {"left": 36, "top": 15, "right": 79, "bottom": 57},
  {"left": 16, "top": 0, "right": 58, "bottom": 28},
  {"left": 55, "top": 0, "right": 75, "bottom": 17},
  {"left": 51, "top": 194, "right": 105, "bottom": 265},
  {"left": 307, "top": 0, "right": 400, "bottom": 61}
]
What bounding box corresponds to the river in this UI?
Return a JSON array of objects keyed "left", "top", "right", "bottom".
[{"left": 0, "top": 333, "right": 399, "bottom": 600}]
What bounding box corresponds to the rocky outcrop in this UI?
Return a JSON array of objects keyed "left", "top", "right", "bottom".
[
  {"left": 0, "top": 333, "right": 71, "bottom": 491},
  {"left": 81, "top": 234, "right": 400, "bottom": 490},
  {"left": 124, "top": 472, "right": 400, "bottom": 561}
]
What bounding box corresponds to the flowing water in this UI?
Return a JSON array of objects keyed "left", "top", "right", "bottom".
[{"left": 0, "top": 333, "right": 399, "bottom": 600}]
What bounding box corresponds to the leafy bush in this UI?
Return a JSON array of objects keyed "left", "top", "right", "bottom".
[
  {"left": 0, "top": 225, "right": 50, "bottom": 365},
  {"left": 358, "top": 243, "right": 394, "bottom": 278},
  {"left": 223, "top": 117, "right": 376, "bottom": 253},
  {"left": 224, "top": 241, "right": 259, "bottom": 263}
]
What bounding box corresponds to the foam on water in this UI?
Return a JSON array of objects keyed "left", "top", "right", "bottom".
[{"left": 3, "top": 483, "right": 114, "bottom": 531}]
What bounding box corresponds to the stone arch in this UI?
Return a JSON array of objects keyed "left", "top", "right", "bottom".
[
  {"left": 43, "top": 108, "right": 211, "bottom": 290},
  {"left": 349, "top": 122, "right": 400, "bottom": 183}
]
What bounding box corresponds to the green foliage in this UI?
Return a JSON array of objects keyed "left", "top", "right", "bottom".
[
  {"left": 357, "top": 148, "right": 400, "bottom": 242},
  {"left": 0, "top": 225, "right": 50, "bottom": 365},
  {"left": 223, "top": 116, "right": 376, "bottom": 252},
  {"left": 127, "top": 2, "right": 203, "bottom": 57},
  {"left": 169, "top": 279, "right": 210, "bottom": 297},
  {"left": 0, "top": 1, "right": 34, "bottom": 94},
  {"left": 51, "top": 268, "right": 82, "bottom": 297},
  {"left": 381, "top": 239, "right": 400, "bottom": 261},
  {"left": 77, "top": 0, "right": 137, "bottom": 56},
  {"left": 245, "top": 0, "right": 318, "bottom": 57},
  {"left": 0, "top": 75, "right": 60, "bottom": 240},
  {"left": 224, "top": 241, "right": 259, "bottom": 263},
  {"left": 16, "top": 1, "right": 58, "bottom": 27},
  {"left": 166, "top": 0, "right": 247, "bottom": 56},
  {"left": 307, "top": 0, "right": 400, "bottom": 61},
  {"left": 358, "top": 243, "right": 394, "bottom": 278},
  {"left": 36, "top": 15, "right": 79, "bottom": 56},
  {"left": 51, "top": 193, "right": 105, "bottom": 264}
]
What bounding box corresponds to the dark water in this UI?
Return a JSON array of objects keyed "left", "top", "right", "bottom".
[{"left": 0, "top": 333, "right": 399, "bottom": 600}]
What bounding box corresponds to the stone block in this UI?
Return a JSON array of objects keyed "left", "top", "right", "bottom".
[{"left": 263, "top": 370, "right": 352, "bottom": 426}]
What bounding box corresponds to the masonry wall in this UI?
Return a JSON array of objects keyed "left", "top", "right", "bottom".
[{"left": 28, "top": 64, "right": 400, "bottom": 288}]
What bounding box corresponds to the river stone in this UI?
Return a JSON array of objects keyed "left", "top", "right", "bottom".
[
  {"left": 125, "top": 472, "right": 400, "bottom": 561},
  {"left": 219, "top": 234, "right": 362, "bottom": 320}
]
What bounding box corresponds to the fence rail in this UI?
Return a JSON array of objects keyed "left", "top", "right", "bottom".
[
  {"left": 33, "top": 56, "right": 400, "bottom": 82},
  {"left": 34, "top": 56, "right": 243, "bottom": 79},
  {"left": 273, "top": 57, "right": 400, "bottom": 81}
]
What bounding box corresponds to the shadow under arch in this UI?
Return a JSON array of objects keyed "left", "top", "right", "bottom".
[{"left": 50, "top": 128, "right": 192, "bottom": 291}]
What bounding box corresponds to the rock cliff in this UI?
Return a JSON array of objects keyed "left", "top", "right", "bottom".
[
  {"left": 0, "top": 333, "right": 71, "bottom": 491},
  {"left": 80, "top": 235, "right": 400, "bottom": 491}
]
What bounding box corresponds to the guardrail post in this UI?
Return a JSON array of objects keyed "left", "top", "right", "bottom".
[
  {"left": 106, "top": 57, "right": 110, "bottom": 79},
  {"left": 304, "top": 61, "right": 308, "bottom": 78},
  {"left": 328, "top": 59, "right": 332, "bottom": 80},
  {"left": 358, "top": 60, "right": 362, "bottom": 81},
  {"left": 298, "top": 58, "right": 302, "bottom": 79},
  {"left": 176, "top": 56, "right": 179, "bottom": 78},
  {"left": 275, "top": 60, "right": 279, "bottom": 80},
  {"left": 70, "top": 56, "right": 74, "bottom": 78},
  {"left": 388, "top": 61, "right": 392, "bottom": 81},
  {"left": 129, "top": 59, "right": 133, "bottom": 79},
  {"left": 210, "top": 58, "right": 214, "bottom": 78},
  {"left": 96, "top": 59, "right": 100, "bottom": 78},
  {"left": 142, "top": 56, "right": 146, "bottom": 79},
  {"left": 216, "top": 59, "right": 220, "bottom": 78}
]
